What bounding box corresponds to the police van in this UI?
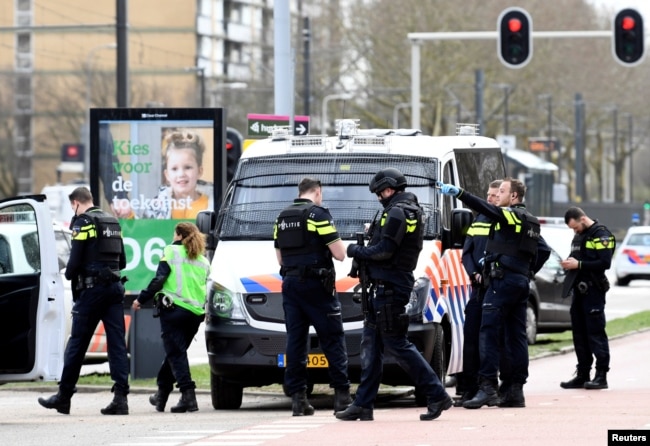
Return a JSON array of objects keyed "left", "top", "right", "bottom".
[
  {"left": 197, "top": 120, "right": 506, "bottom": 409},
  {"left": 0, "top": 195, "right": 66, "bottom": 384}
]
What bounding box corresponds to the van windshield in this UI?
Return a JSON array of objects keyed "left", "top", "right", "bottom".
[{"left": 218, "top": 153, "right": 441, "bottom": 241}]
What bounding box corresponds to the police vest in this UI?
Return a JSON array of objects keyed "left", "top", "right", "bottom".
[
  {"left": 276, "top": 203, "right": 331, "bottom": 267},
  {"left": 276, "top": 202, "right": 313, "bottom": 255},
  {"left": 486, "top": 207, "right": 540, "bottom": 263},
  {"left": 372, "top": 200, "right": 423, "bottom": 272},
  {"left": 81, "top": 209, "right": 123, "bottom": 265},
  {"left": 159, "top": 244, "right": 210, "bottom": 316}
]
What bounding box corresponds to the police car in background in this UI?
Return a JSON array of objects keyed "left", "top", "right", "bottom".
[
  {"left": 613, "top": 225, "right": 650, "bottom": 286},
  {"left": 0, "top": 195, "right": 66, "bottom": 384}
]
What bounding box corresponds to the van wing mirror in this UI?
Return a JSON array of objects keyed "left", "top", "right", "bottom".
[
  {"left": 444, "top": 208, "right": 474, "bottom": 250},
  {"left": 196, "top": 210, "right": 218, "bottom": 252}
]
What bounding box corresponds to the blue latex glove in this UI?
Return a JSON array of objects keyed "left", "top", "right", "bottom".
[{"left": 436, "top": 181, "right": 460, "bottom": 197}]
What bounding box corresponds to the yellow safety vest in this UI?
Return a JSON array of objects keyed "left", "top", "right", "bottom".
[{"left": 159, "top": 244, "right": 210, "bottom": 316}]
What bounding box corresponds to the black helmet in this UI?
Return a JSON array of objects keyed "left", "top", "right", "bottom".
[{"left": 369, "top": 168, "right": 407, "bottom": 194}]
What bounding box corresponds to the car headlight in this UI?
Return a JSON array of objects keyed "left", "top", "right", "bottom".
[{"left": 208, "top": 281, "right": 245, "bottom": 320}]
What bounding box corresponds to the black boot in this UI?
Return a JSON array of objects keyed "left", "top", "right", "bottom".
[
  {"left": 584, "top": 370, "right": 608, "bottom": 389},
  {"left": 454, "top": 389, "right": 477, "bottom": 407},
  {"left": 420, "top": 395, "right": 453, "bottom": 420},
  {"left": 149, "top": 388, "right": 172, "bottom": 412},
  {"left": 462, "top": 378, "right": 499, "bottom": 409},
  {"left": 335, "top": 404, "right": 374, "bottom": 421},
  {"left": 497, "top": 383, "right": 525, "bottom": 408},
  {"left": 333, "top": 388, "right": 352, "bottom": 412},
  {"left": 291, "top": 390, "right": 314, "bottom": 416},
  {"left": 38, "top": 392, "right": 72, "bottom": 415},
  {"left": 171, "top": 389, "right": 199, "bottom": 413},
  {"left": 101, "top": 392, "right": 129, "bottom": 415},
  {"left": 560, "top": 370, "right": 591, "bottom": 389}
]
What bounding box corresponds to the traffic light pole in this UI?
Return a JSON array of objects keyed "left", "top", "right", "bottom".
[{"left": 408, "top": 30, "right": 612, "bottom": 130}]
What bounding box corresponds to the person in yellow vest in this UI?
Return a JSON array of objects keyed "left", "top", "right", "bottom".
[{"left": 132, "top": 222, "right": 211, "bottom": 412}]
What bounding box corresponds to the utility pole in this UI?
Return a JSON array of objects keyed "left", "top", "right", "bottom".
[
  {"left": 116, "top": 0, "right": 129, "bottom": 107},
  {"left": 302, "top": 17, "right": 311, "bottom": 117}
]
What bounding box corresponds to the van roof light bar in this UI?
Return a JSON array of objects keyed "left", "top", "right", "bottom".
[{"left": 456, "top": 123, "right": 480, "bottom": 136}]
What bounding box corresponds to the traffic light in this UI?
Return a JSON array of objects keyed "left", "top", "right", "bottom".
[
  {"left": 60, "top": 143, "right": 84, "bottom": 162},
  {"left": 225, "top": 127, "right": 243, "bottom": 183},
  {"left": 497, "top": 7, "right": 533, "bottom": 69},
  {"left": 644, "top": 200, "right": 650, "bottom": 211},
  {"left": 613, "top": 8, "right": 644, "bottom": 66}
]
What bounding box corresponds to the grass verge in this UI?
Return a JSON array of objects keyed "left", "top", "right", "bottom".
[{"left": 6, "top": 311, "right": 650, "bottom": 391}]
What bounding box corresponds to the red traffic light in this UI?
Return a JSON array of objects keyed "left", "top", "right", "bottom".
[
  {"left": 66, "top": 145, "right": 79, "bottom": 157},
  {"left": 497, "top": 7, "right": 533, "bottom": 68},
  {"left": 613, "top": 8, "right": 644, "bottom": 66},
  {"left": 508, "top": 18, "right": 522, "bottom": 33},
  {"left": 622, "top": 16, "right": 636, "bottom": 31},
  {"left": 60, "top": 143, "right": 85, "bottom": 162}
]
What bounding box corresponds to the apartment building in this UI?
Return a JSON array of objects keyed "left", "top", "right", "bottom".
[{"left": 0, "top": 0, "right": 300, "bottom": 195}]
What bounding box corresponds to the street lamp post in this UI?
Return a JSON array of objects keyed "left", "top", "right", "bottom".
[
  {"left": 393, "top": 102, "right": 424, "bottom": 129},
  {"left": 185, "top": 66, "right": 206, "bottom": 107},
  {"left": 491, "top": 83, "right": 513, "bottom": 135},
  {"left": 322, "top": 93, "right": 352, "bottom": 134}
]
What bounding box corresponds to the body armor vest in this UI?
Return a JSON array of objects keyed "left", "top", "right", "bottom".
[
  {"left": 486, "top": 207, "right": 540, "bottom": 262},
  {"left": 83, "top": 210, "right": 123, "bottom": 264},
  {"left": 276, "top": 203, "right": 313, "bottom": 255},
  {"left": 371, "top": 200, "right": 423, "bottom": 272}
]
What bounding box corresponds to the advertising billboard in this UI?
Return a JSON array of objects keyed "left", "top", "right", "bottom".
[{"left": 89, "top": 108, "right": 226, "bottom": 292}]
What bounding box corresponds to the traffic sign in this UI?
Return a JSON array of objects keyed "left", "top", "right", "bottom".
[
  {"left": 247, "top": 113, "right": 310, "bottom": 138},
  {"left": 528, "top": 137, "right": 559, "bottom": 152}
]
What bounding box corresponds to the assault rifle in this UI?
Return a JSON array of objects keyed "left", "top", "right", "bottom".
[{"left": 349, "top": 232, "right": 370, "bottom": 316}]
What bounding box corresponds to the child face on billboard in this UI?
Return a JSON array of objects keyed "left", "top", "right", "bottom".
[{"left": 164, "top": 147, "right": 204, "bottom": 199}]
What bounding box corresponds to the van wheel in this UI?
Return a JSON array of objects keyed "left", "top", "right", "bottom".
[
  {"left": 526, "top": 301, "right": 537, "bottom": 345},
  {"left": 211, "top": 371, "right": 243, "bottom": 410},
  {"left": 415, "top": 323, "right": 446, "bottom": 407}
]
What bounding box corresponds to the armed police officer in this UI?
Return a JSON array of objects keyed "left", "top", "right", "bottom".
[
  {"left": 38, "top": 186, "right": 129, "bottom": 415},
  {"left": 337, "top": 168, "right": 453, "bottom": 422},
  {"left": 438, "top": 178, "right": 550, "bottom": 409},
  {"left": 560, "top": 207, "right": 615, "bottom": 390},
  {"left": 274, "top": 177, "right": 351, "bottom": 416}
]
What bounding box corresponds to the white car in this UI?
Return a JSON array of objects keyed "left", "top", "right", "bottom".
[
  {"left": 0, "top": 197, "right": 66, "bottom": 384},
  {"left": 613, "top": 226, "right": 650, "bottom": 286},
  {"left": 1, "top": 217, "right": 124, "bottom": 364},
  {"left": 539, "top": 216, "right": 574, "bottom": 259}
]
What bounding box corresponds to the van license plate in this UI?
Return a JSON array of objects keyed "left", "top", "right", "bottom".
[{"left": 277, "top": 354, "right": 329, "bottom": 368}]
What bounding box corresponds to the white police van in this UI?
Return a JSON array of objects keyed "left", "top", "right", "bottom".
[
  {"left": 0, "top": 195, "right": 66, "bottom": 384},
  {"left": 197, "top": 120, "right": 506, "bottom": 409}
]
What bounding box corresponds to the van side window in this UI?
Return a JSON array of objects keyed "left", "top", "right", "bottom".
[{"left": 454, "top": 149, "right": 506, "bottom": 198}]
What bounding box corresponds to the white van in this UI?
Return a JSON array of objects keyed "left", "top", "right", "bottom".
[
  {"left": 197, "top": 121, "right": 506, "bottom": 409},
  {"left": 0, "top": 195, "right": 66, "bottom": 384}
]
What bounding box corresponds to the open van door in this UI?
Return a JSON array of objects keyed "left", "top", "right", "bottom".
[{"left": 0, "top": 195, "right": 66, "bottom": 383}]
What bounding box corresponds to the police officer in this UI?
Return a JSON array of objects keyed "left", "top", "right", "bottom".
[
  {"left": 455, "top": 179, "right": 502, "bottom": 406},
  {"left": 336, "top": 168, "right": 453, "bottom": 422},
  {"left": 38, "top": 186, "right": 129, "bottom": 415},
  {"left": 438, "top": 178, "right": 550, "bottom": 409},
  {"left": 274, "top": 177, "right": 351, "bottom": 416},
  {"left": 133, "top": 222, "right": 211, "bottom": 412},
  {"left": 560, "top": 207, "right": 615, "bottom": 390}
]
